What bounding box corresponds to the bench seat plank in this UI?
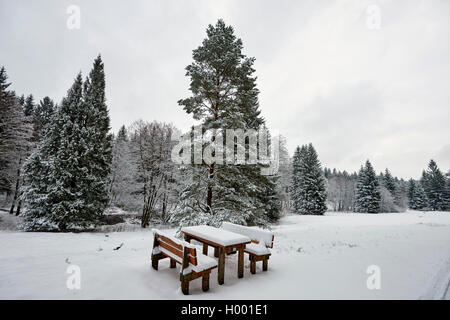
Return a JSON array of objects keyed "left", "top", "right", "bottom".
[{"left": 244, "top": 242, "right": 271, "bottom": 256}]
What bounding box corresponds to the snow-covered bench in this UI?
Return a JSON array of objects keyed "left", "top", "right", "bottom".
[
  {"left": 151, "top": 229, "right": 218, "bottom": 295},
  {"left": 221, "top": 222, "right": 274, "bottom": 274}
]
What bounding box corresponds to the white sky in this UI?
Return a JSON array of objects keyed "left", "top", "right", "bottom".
[{"left": 1, "top": 0, "right": 449, "bottom": 179}]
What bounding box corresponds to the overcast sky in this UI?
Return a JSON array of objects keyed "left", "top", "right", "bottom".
[{"left": 1, "top": 0, "right": 449, "bottom": 179}]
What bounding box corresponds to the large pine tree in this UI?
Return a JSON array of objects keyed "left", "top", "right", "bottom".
[
  {"left": 354, "top": 160, "right": 381, "bottom": 213},
  {"left": 21, "top": 56, "right": 112, "bottom": 231},
  {"left": 173, "top": 19, "right": 279, "bottom": 227}
]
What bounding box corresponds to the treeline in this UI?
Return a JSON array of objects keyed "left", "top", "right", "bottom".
[
  {"left": 288, "top": 144, "right": 450, "bottom": 215},
  {"left": 0, "top": 67, "right": 50, "bottom": 216}
]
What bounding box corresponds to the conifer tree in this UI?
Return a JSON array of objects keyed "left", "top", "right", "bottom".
[
  {"left": 421, "top": 160, "right": 446, "bottom": 211},
  {"left": 407, "top": 179, "right": 416, "bottom": 208},
  {"left": 173, "top": 19, "right": 279, "bottom": 227},
  {"left": 0, "top": 67, "right": 33, "bottom": 210},
  {"left": 407, "top": 179, "right": 428, "bottom": 210},
  {"left": 33, "top": 97, "right": 55, "bottom": 135},
  {"left": 0, "top": 66, "right": 19, "bottom": 192},
  {"left": 291, "top": 146, "right": 303, "bottom": 212},
  {"left": 354, "top": 160, "right": 381, "bottom": 213},
  {"left": 383, "top": 168, "right": 396, "bottom": 195},
  {"left": 21, "top": 56, "right": 112, "bottom": 231},
  {"left": 23, "top": 94, "right": 35, "bottom": 116},
  {"left": 445, "top": 171, "right": 450, "bottom": 211},
  {"left": 291, "top": 144, "right": 327, "bottom": 215}
]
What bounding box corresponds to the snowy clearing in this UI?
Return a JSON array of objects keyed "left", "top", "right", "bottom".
[{"left": 1, "top": 211, "right": 450, "bottom": 299}]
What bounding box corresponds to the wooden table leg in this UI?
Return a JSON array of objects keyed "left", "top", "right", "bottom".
[
  {"left": 218, "top": 247, "right": 225, "bottom": 285},
  {"left": 203, "top": 243, "right": 208, "bottom": 255},
  {"left": 238, "top": 247, "right": 244, "bottom": 278}
]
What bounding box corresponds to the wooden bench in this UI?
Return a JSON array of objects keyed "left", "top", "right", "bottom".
[
  {"left": 221, "top": 222, "right": 274, "bottom": 274},
  {"left": 151, "top": 229, "right": 218, "bottom": 295}
]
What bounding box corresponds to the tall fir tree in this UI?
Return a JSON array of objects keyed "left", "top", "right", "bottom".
[
  {"left": 0, "top": 66, "right": 19, "bottom": 192},
  {"left": 407, "top": 179, "right": 428, "bottom": 210},
  {"left": 291, "top": 144, "right": 327, "bottom": 215},
  {"left": 354, "top": 160, "right": 381, "bottom": 213},
  {"left": 21, "top": 56, "right": 112, "bottom": 231},
  {"left": 173, "top": 19, "right": 279, "bottom": 227},
  {"left": 291, "top": 146, "right": 303, "bottom": 213},
  {"left": 23, "top": 94, "right": 35, "bottom": 116},
  {"left": 421, "top": 160, "right": 446, "bottom": 211},
  {"left": 0, "top": 67, "right": 33, "bottom": 209},
  {"left": 445, "top": 171, "right": 450, "bottom": 211},
  {"left": 383, "top": 168, "right": 396, "bottom": 195},
  {"left": 33, "top": 97, "right": 55, "bottom": 136}
]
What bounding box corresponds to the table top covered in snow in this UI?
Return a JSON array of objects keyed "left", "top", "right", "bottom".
[{"left": 181, "top": 225, "right": 251, "bottom": 247}]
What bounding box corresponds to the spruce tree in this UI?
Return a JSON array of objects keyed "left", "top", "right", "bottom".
[
  {"left": 291, "top": 146, "right": 304, "bottom": 213},
  {"left": 23, "top": 94, "right": 35, "bottom": 116},
  {"left": 34, "top": 97, "right": 55, "bottom": 129},
  {"left": 0, "top": 66, "right": 18, "bottom": 191},
  {"left": 407, "top": 179, "right": 428, "bottom": 210},
  {"left": 421, "top": 160, "right": 446, "bottom": 211},
  {"left": 354, "top": 160, "right": 381, "bottom": 213},
  {"left": 21, "top": 74, "right": 84, "bottom": 230},
  {"left": 291, "top": 144, "right": 327, "bottom": 215},
  {"left": 445, "top": 171, "right": 450, "bottom": 211},
  {"left": 81, "top": 55, "right": 113, "bottom": 219},
  {"left": 0, "top": 67, "right": 33, "bottom": 201},
  {"left": 22, "top": 56, "right": 112, "bottom": 231},
  {"left": 383, "top": 168, "right": 396, "bottom": 195},
  {"left": 407, "top": 179, "right": 416, "bottom": 209},
  {"left": 413, "top": 183, "right": 428, "bottom": 210}
]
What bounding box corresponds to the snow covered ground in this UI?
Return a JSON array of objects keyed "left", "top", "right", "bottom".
[{"left": 1, "top": 210, "right": 449, "bottom": 299}]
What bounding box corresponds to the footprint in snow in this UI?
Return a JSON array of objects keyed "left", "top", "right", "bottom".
[{"left": 114, "top": 243, "right": 124, "bottom": 250}]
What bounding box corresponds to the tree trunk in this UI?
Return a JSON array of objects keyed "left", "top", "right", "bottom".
[
  {"left": 9, "top": 158, "right": 22, "bottom": 215},
  {"left": 206, "top": 133, "right": 216, "bottom": 213},
  {"left": 15, "top": 200, "right": 21, "bottom": 216}
]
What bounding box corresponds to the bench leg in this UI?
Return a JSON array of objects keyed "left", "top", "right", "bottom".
[
  {"left": 170, "top": 259, "right": 176, "bottom": 268},
  {"left": 181, "top": 279, "right": 189, "bottom": 295},
  {"left": 214, "top": 247, "right": 219, "bottom": 258},
  {"left": 250, "top": 256, "right": 256, "bottom": 274},
  {"left": 218, "top": 247, "right": 225, "bottom": 285},
  {"left": 203, "top": 243, "right": 208, "bottom": 255},
  {"left": 202, "top": 272, "right": 210, "bottom": 292},
  {"left": 151, "top": 258, "right": 159, "bottom": 270},
  {"left": 263, "top": 258, "right": 268, "bottom": 271},
  {"left": 238, "top": 248, "right": 244, "bottom": 278}
]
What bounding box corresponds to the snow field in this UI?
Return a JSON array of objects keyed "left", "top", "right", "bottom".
[{"left": 0, "top": 211, "right": 449, "bottom": 299}]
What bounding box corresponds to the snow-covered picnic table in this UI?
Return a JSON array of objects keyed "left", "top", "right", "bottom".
[{"left": 181, "top": 225, "right": 251, "bottom": 285}]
